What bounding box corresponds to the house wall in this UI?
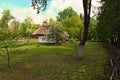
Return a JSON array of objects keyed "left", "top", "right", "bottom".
[{"left": 38, "top": 36, "right": 55, "bottom": 43}]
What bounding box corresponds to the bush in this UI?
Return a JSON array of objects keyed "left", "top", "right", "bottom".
[
  {"left": 66, "top": 38, "right": 78, "bottom": 54},
  {"left": 66, "top": 38, "right": 78, "bottom": 49}
]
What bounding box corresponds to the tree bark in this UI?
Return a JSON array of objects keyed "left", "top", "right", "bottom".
[
  {"left": 6, "top": 47, "right": 10, "bottom": 68},
  {"left": 117, "top": 34, "right": 120, "bottom": 49},
  {"left": 78, "top": 0, "right": 91, "bottom": 59},
  {"left": 78, "top": 44, "right": 84, "bottom": 58}
]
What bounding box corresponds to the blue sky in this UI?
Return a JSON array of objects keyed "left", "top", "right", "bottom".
[
  {"left": 0, "top": 0, "right": 60, "bottom": 23},
  {"left": 0, "top": 0, "right": 52, "bottom": 13},
  {"left": 0, "top": 0, "right": 31, "bottom": 9},
  {"left": 0, "top": 0, "right": 100, "bottom": 23}
]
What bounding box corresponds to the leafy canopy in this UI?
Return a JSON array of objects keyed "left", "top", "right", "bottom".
[{"left": 57, "top": 7, "right": 78, "bottom": 21}]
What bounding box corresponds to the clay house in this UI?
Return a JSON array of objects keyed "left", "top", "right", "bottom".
[{"left": 32, "top": 22, "right": 55, "bottom": 43}]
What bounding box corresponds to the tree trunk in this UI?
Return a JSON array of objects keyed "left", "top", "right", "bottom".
[
  {"left": 6, "top": 47, "right": 10, "bottom": 68},
  {"left": 56, "top": 39, "right": 59, "bottom": 44},
  {"left": 110, "top": 38, "right": 115, "bottom": 46},
  {"left": 117, "top": 34, "right": 120, "bottom": 49},
  {"left": 78, "top": 44, "right": 84, "bottom": 58},
  {"left": 78, "top": 0, "right": 91, "bottom": 59}
]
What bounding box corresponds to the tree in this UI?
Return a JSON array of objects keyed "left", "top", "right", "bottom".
[
  {"left": 31, "top": 0, "right": 92, "bottom": 58},
  {"left": 0, "top": 10, "right": 19, "bottom": 68},
  {"left": 48, "top": 17, "right": 55, "bottom": 26},
  {"left": 31, "top": 24, "right": 40, "bottom": 32},
  {"left": 19, "top": 17, "right": 33, "bottom": 37},
  {"left": 97, "top": 0, "right": 120, "bottom": 79},
  {"left": 31, "top": 0, "right": 49, "bottom": 14},
  {"left": 88, "top": 18, "right": 98, "bottom": 41},
  {"left": 97, "top": 0, "right": 120, "bottom": 49},
  {"left": 20, "top": 22, "right": 27, "bottom": 37},
  {"left": 62, "top": 16, "right": 83, "bottom": 40},
  {"left": 56, "top": 7, "right": 78, "bottom": 21},
  {"left": 0, "top": 10, "right": 14, "bottom": 28},
  {"left": 48, "top": 22, "right": 68, "bottom": 44},
  {"left": 25, "top": 17, "right": 33, "bottom": 37},
  {"left": 9, "top": 19, "right": 20, "bottom": 32},
  {"left": 78, "top": 0, "right": 92, "bottom": 58},
  {"left": 0, "top": 29, "right": 19, "bottom": 68}
]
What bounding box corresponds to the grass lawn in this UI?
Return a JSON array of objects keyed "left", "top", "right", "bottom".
[{"left": 0, "top": 42, "right": 109, "bottom": 80}]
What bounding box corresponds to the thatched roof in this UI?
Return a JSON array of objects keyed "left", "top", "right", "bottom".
[{"left": 32, "top": 24, "right": 50, "bottom": 36}]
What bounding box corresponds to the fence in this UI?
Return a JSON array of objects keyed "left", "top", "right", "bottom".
[{"left": 105, "top": 44, "right": 120, "bottom": 80}]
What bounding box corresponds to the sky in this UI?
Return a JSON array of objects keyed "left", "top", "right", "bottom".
[{"left": 0, "top": 0, "right": 101, "bottom": 24}]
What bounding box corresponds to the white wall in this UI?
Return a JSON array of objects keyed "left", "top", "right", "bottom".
[{"left": 38, "top": 36, "right": 55, "bottom": 43}]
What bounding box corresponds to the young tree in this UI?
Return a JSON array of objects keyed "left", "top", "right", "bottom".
[
  {"left": 0, "top": 10, "right": 19, "bottom": 68},
  {"left": 0, "top": 29, "right": 19, "bottom": 68}
]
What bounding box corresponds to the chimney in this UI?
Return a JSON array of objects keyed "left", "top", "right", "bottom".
[{"left": 42, "top": 21, "right": 47, "bottom": 26}]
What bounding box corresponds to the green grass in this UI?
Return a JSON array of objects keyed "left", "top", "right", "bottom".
[{"left": 0, "top": 42, "right": 109, "bottom": 80}]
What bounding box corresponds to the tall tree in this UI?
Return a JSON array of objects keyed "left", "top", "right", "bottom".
[
  {"left": 31, "top": 0, "right": 92, "bottom": 58},
  {"left": 78, "top": 0, "right": 92, "bottom": 58},
  {"left": 48, "top": 17, "right": 55, "bottom": 26},
  {"left": 62, "top": 16, "right": 83, "bottom": 40},
  {"left": 19, "top": 17, "right": 33, "bottom": 37},
  {"left": 97, "top": 0, "right": 120, "bottom": 79},
  {"left": 97, "top": 0, "right": 120, "bottom": 49},
  {"left": 56, "top": 7, "right": 78, "bottom": 21},
  {"left": 9, "top": 19, "right": 20, "bottom": 32},
  {"left": 0, "top": 28, "right": 19, "bottom": 68},
  {"left": 0, "top": 10, "right": 19, "bottom": 68},
  {"left": 31, "top": 0, "right": 49, "bottom": 14}
]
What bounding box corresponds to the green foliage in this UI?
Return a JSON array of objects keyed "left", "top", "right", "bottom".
[
  {"left": 0, "top": 10, "right": 14, "bottom": 28},
  {"left": 97, "top": 1, "right": 120, "bottom": 79},
  {"left": 19, "top": 17, "right": 36, "bottom": 37},
  {"left": 0, "top": 28, "right": 20, "bottom": 68},
  {"left": 62, "top": 16, "right": 83, "bottom": 40},
  {"left": 66, "top": 38, "right": 78, "bottom": 49},
  {"left": 31, "top": 0, "right": 49, "bottom": 13},
  {"left": 10, "top": 19, "right": 20, "bottom": 32},
  {"left": 0, "top": 29, "right": 19, "bottom": 41},
  {"left": 48, "top": 18, "right": 55, "bottom": 26},
  {"left": 19, "top": 23, "right": 27, "bottom": 37},
  {"left": 66, "top": 38, "right": 78, "bottom": 54},
  {"left": 48, "top": 22, "right": 69, "bottom": 44},
  {"left": 32, "top": 24, "right": 40, "bottom": 30},
  {"left": 88, "top": 19, "right": 98, "bottom": 41},
  {"left": 97, "top": 0, "right": 120, "bottom": 47},
  {"left": 57, "top": 7, "right": 78, "bottom": 21}
]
